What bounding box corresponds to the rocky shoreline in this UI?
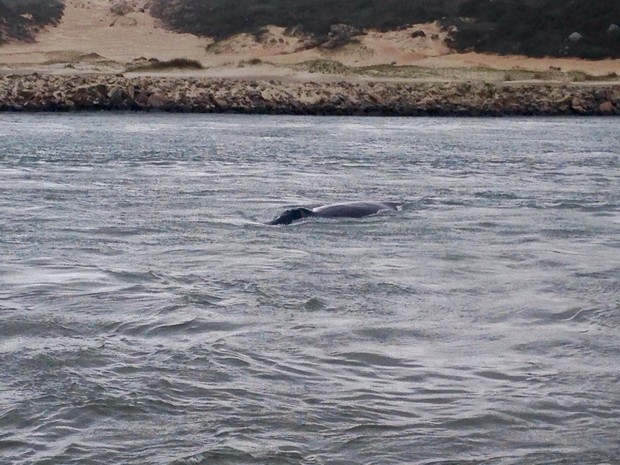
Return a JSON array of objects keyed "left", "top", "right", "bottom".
[{"left": 1, "top": 73, "right": 619, "bottom": 116}]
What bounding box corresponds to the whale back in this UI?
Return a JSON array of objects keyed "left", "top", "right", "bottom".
[
  {"left": 268, "top": 207, "right": 314, "bottom": 225},
  {"left": 312, "top": 201, "right": 399, "bottom": 218},
  {"left": 268, "top": 201, "right": 399, "bottom": 225}
]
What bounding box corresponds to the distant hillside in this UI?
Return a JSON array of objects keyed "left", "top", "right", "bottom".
[
  {"left": 149, "top": 0, "right": 620, "bottom": 59},
  {"left": 449, "top": 0, "right": 620, "bottom": 59},
  {"left": 1, "top": 0, "right": 618, "bottom": 59},
  {"left": 149, "top": 0, "right": 465, "bottom": 38},
  {"left": 0, "top": 0, "right": 64, "bottom": 43}
]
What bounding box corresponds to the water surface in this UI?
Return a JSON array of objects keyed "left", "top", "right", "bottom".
[{"left": 1, "top": 114, "right": 619, "bottom": 465}]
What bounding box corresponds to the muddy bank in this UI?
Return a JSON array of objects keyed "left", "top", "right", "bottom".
[{"left": 1, "top": 73, "right": 619, "bottom": 116}]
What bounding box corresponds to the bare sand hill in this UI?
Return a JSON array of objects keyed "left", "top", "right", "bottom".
[{"left": 0, "top": 0, "right": 619, "bottom": 80}]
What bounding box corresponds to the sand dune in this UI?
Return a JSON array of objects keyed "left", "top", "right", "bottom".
[{"left": 0, "top": 0, "right": 618, "bottom": 80}]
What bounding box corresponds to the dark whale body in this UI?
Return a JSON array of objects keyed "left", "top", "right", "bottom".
[{"left": 269, "top": 201, "right": 399, "bottom": 225}]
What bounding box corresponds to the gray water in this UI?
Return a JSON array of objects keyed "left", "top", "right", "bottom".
[{"left": 0, "top": 114, "right": 619, "bottom": 465}]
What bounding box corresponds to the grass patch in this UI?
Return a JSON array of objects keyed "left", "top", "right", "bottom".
[
  {"left": 567, "top": 70, "right": 620, "bottom": 82},
  {"left": 294, "top": 59, "right": 352, "bottom": 75},
  {"left": 358, "top": 64, "right": 440, "bottom": 79},
  {"left": 205, "top": 41, "right": 223, "bottom": 54},
  {"left": 288, "top": 61, "right": 620, "bottom": 82},
  {"left": 127, "top": 58, "right": 204, "bottom": 72}
]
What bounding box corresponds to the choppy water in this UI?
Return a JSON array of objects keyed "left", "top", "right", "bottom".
[{"left": 1, "top": 114, "right": 619, "bottom": 465}]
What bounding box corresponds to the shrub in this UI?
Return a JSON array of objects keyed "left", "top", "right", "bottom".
[
  {"left": 0, "top": 0, "right": 64, "bottom": 42},
  {"left": 143, "top": 0, "right": 620, "bottom": 58},
  {"left": 110, "top": 0, "right": 134, "bottom": 16},
  {"left": 127, "top": 58, "right": 204, "bottom": 71}
]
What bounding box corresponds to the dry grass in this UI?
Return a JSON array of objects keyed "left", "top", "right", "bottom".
[{"left": 289, "top": 60, "right": 620, "bottom": 82}]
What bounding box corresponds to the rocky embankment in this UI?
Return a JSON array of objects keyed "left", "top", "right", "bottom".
[{"left": 1, "top": 73, "right": 619, "bottom": 115}]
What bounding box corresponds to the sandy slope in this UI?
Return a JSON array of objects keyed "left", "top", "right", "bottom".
[
  {"left": 0, "top": 0, "right": 618, "bottom": 79},
  {"left": 0, "top": 0, "right": 206, "bottom": 66}
]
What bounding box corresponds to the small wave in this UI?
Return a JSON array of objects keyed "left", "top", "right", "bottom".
[
  {"left": 303, "top": 297, "right": 328, "bottom": 311},
  {"left": 343, "top": 422, "right": 414, "bottom": 434},
  {"left": 102, "top": 268, "right": 169, "bottom": 284},
  {"left": 474, "top": 191, "right": 519, "bottom": 200},
  {"left": 547, "top": 200, "right": 619, "bottom": 213},
  {"left": 329, "top": 351, "right": 406, "bottom": 368},
  {"left": 108, "top": 315, "right": 249, "bottom": 338},
  {"left": 90, "top": 226, "right": 158, "bottom": 237},
  {"left": 443, "top": 411, "right": 523, "bottom": 429},
  {"left": 473, "top": 370, "right": 530, "bottom": 383},
  {"left": 171, "top": 447, "right": 258, "bottom": 465}
]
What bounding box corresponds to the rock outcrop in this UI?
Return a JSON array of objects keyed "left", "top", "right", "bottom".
[{"left": 0, "top": 74, "right": 618, "bottom": 116}]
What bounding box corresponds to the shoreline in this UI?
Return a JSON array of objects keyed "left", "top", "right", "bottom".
[{"left": 1, "top": 73, "right": 619, "bottom": 116}]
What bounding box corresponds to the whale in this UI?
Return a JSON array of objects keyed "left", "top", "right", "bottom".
[{"left": 268, "top": 201, "right": 400, "bottom": 225}]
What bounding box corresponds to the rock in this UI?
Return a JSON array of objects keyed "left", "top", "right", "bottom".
[
  {"left": 568, "top": 32, "right": 582, "bottom": 43},
  {"left": 246, "top": 88, "right": 262, "bottom": 99},
  {"left": 411, "top": 30, "right": 426, "bottom": 39},
  {"left": 599, "top": 101, "right": 614, "bottom": 115},
  {"left": 134, "top": 90, "right": 149, "bottom": 107},
  {"left": 607, "top": 24, "right": 620, "bottom": 36},
  {"left": 70, "top": 85, "right": 104, "bottom": 107},
  {"left": 211, "top": 96, "right": 228, "bottom": 109},
  {"left": 94, "top": 83, "right": 108, "bottom": 96},
  {"left": 109, "top": 86, "right": 125, "bottom": 103},
  {"left": 126, "top": 84, "right": 138, "bottom": 100},
  {"left": 18, "top": 89, "right": 35, "bottom": 99},
  {"left": 147, "top": 93, "right": 168, "bottom": 110},
  {"left": 0, "top": 74, "right": 618, "bottom": 116},
  {"left": 571, "top": 96, "right": 590, "bottom": 113},
  {"left": 594, "top": 88, "right": 612, "bottom": 101}
]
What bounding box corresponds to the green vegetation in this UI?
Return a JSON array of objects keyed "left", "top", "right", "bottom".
[
  {"left": 292, "top": 60, "right": 620, "bottom": 82},
  {"left": 2, "top": 0, "right": 618, "bottom": 59},
  {"left": 238, "top": 58, "right": 264, "bottom": 66},
  {"left": 294, "top": 59, "right": 352, "bottom": 75},
  {"left": 449, "top": 0, "right": 620, "bottom": 59},
  {"left": 126, "top": 58, "right": 204, "bottom": 72},
  {"left": 566, "top": 70, "right": 620, "bottom": 82},
  {"left": 149, "top": 0, "right": 456, "bottom": 39},
  {"left": 0, "top": 0, "right": 64, "bottom": 43},
  {"left": 149, "top": 0, "right": 620, "bottom": 59}
]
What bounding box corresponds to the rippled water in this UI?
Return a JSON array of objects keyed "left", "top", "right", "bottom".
[{"left": 1, "top": 114, "right": 619, "bottom": 465}]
